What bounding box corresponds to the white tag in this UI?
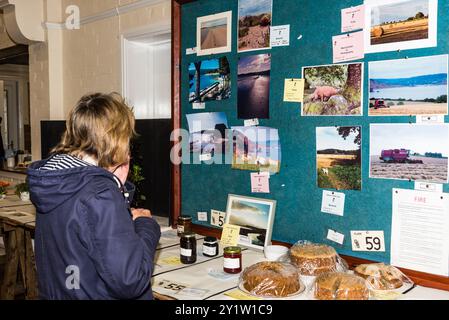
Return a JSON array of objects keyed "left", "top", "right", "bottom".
[
  {"left": 199, "top": 153, "right": 212, "bottom": 161},
  {"left": 416, "top": 115, "right": 445, "bottom": 123},
  {"left": 351, "top": 231, "right": 385, "bottom": 252},
  {"left": 327, "top": 229, "right": 345, "bottom": 245},
  {"left": 186, "top": 47, "right": 197, "bottom": 55},
  {"left": 321, "top": 190, "right": 345, "bottom": 216},
  {"left": 223, "top": 257, "right": 240, "bottom": 269},
  {"left": 177, "top": 287, "right": 209, "bottom": 297},
  {"left": 177, "top": 225, "right": 184, "bottom": 234},
  {"left": 197, "top": 211, "right": 208, "bottom": 222},
  {"left": 244, "top": 118, "right": 259, "bottom": 127},
  {"left": 414, "top": 182, "right": 444, "bottom": 193},
  {"left": 180, "top": 248, "right": 192, "bottom": 257},
  {"left": 155, "top": 279, "right": 188, "bottom": 292},
  {"left": 270, "top": 25, "right": 290, "bottom": 47},
  {"left": 192, "top": 102, "right": 205, "bottom": 110},
  {"left": 211, "top": 210, "right": 226, "bottom": 227},
  {"left": 202, "top": 245, "right": 217, "bottom": 256}
]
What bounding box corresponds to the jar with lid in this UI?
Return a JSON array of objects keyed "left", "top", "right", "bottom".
[
  {"left": 202, "top": 236, "right": 219, "bottom": 257},
  {"left": 177, "top": 215, "right": 192, "bottom": 236},
  {"left": 223, "top": 246, "right": 242, "bottom": 274},
  {"left": 180, "top": 232, "right": 197, "bottom": 264}
]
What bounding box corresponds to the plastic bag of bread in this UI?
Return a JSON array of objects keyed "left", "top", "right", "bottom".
[
  {"left": 239, "top": 261, "right": 305, "bottom": 298},
  {"left": 288, "top": 241, "right": 348, "bottom": 276},
  {"left": 354, "top": 263, "right": 414, "bottom": 300},
  {"left": 314, "top": 272, "right": 370, "bottom": 300}
]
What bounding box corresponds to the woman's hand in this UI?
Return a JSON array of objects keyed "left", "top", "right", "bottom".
[{"left": 131, "top": 208, "right": 152, "bottom": 221}]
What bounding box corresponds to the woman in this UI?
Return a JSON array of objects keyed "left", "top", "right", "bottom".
[{"left": 27, "top": 93, "right": 161, "bottom": 300}]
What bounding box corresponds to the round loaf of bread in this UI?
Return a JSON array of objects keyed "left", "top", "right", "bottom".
[
  {"left": 241, "top": 262, "right": 302, "bottom": 297},
  {"left": 314, "top": 272, "right": 369, "bottom": 300},
  {"left": 290, "top": 243, "right": 338, "bottom": 275},
  {"left": 354, "top": 263, "right": 403, "bottom": 290}
]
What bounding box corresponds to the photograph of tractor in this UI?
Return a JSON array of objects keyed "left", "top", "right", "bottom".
[{"left": 380, "top": 149, "right": 423, "bottom": 164}]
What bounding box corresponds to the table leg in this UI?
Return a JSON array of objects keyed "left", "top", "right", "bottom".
[
  {"left": 0, "top": 228, "right": 19, "bottom": 299},
  {"left": 24, "top": 231, "right": 38, "bottom": 299}
]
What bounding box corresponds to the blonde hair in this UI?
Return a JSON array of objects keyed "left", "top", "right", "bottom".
[{"left": 52, "top": 92, "right": 136, "bottom": 168}]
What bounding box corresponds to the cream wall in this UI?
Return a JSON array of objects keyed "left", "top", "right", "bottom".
[{"left": 25, "top": 0, "right": 171, "bottom": 160}]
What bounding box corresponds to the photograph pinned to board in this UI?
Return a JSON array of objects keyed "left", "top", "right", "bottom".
[
  {"left": 302, "top": 62, "right": 363, "bottom": 116},
  {"left": 364, "top": 0, "right": 438, "bottom": 53},
  {"left": 369, "top": 54, "right": 448, "bottom": 116},
  {"left": 316, "top": 126, "right": 362, "bottom": 191},
  {"left": 370, "top": 123, "right": 449, "bottom": 183},
  {"left": 232, "top": 126, "right": 281, "bottom": 174},
  {"left": 238, "top": 0, "right": 273, "bottom": 52},
  {"left": 238, "top": 53, "right": 271, "bottom": 119},
  {"left": 225, "top": 194, "right": 276, "bottom": 250},
  {"left": 197, "top": 11, "right": 232, "bottom": 56},
  {"left": 186, "top": 112, "right": 229, "bottom": 155},
  {"left": 188, "top": 56, "right": 231, "bottom": 104}
]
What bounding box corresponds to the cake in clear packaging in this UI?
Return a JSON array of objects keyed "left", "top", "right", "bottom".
[{"left": 314, "top": 272, "right": 369, "bottom": 300}]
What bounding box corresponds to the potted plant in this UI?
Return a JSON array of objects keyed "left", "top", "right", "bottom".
[
  {"left": 0, "top": 180, "right": 10, "bottom": 199},
  {"left": 15, "top": 182, "right": 30, "bottom": 201},
  {"left": 128, "top": 164, "right": 146, "bottom": 207}
]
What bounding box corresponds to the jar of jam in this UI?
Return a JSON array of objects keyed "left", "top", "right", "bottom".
[
  {"left": 223, "top": 246, "right": 242, "bottom": 274},
  {"left": 202, "top": 236, "right": 219, "bottom": 257},
  {"left": 180, "top": 232, "right": 197, "bottom": 264},
  {"left": 177, "top": 215, "right": 192, "bottom": 236}
]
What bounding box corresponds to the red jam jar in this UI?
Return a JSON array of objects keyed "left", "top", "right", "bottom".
[{"left": 223, "top": 246, "right": 242, "bottom": 274}]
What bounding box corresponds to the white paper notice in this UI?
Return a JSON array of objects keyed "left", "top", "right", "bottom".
[
  {"left": 341, "top": 5, "right": 365, "bottom": 33},
  {"left": 332, "top": 31, "right": 364, "bottom": 63},
  {"left": 197, "top": 211, "right": 208, "bottom": 222},
  {"left": 327, "top": 229, "right": 345, "bottom": 245},
  {"left": 244, "top": 118, "right": 259, "bottom": 127},
  {"left": 250, "top": 172, "right": 270, "bottom": 193},
  {"left": 192, "top": 102, "right": 206, "bottom": 110},
  {"left": 270, "top": 25, "right": 290, "bottom": 47},
  {"left": 199, "top": 153, "right": 212, "bottom": 161},
  {"left": 321, "top": 190, "right": 345, "bottom": 216},
  {"left": 391, "top": 188, "right": 449, "bottom": 276},
  {"left": 414, "top": 181, "right": 444, "bottom": 193},
  {"left": 416, "top": 115, "right": 445, "bottom": 124}
]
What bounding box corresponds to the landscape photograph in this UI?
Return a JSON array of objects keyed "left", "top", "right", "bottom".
[
  {"left": 316, "top": 126, "right": 362, "bottom": 191},
  {"left": 197, "top": 11, "right": 232, "bottom": 56},
  {"left": 238, "top": 53, "right": 271, "bottom": 119},
  {"left": 369, "top": 55, "right": 448, "bottom": 116},
  {"left": 232, "top": 126, "right": 280, "bottom": 174},
  {"left": 370, "top": 124, "right": 449, "bottom": 183},
  {"left": 302, "top": 63, "right": 363, "bottom": 116},
  {"left": 189, "top": 56, "right": 231, "bottom": 103},
  {"left": 186, "top": 112, "right": 229, "bottom": 154},
  {"left": 238, "top": 0, "right": 272, "bottom": 52}
]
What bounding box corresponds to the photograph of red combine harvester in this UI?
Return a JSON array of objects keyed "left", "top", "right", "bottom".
[{"left": 370, "top": 124, "right": 449, "bottom": 183}]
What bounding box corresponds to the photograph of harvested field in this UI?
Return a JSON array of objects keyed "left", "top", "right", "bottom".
[
  {"left": 238, "top": 0, "right": 272, "bottom": 52},
  {"left": 197, "top": 11, "right": 232, "bottom": 56},
  {"left": 369, "top": 55, "right": 447, "bottom": 116},
  {"left": 317, "top": 126, "right": 362, "bottom": 191},
  {"left": 232, "top": 126, "right": 281, "bottom": 174},
  {"left": 302, "top": 63, "right": 363, "bottom": 116},
  {"left": 189, "top": 57, "right": 231, "bottom": 103},
  {"left": 370, "top": 124, "right": 449, "bottom": 183},
  {"left": 365, "top": 0, "right": 437, "bottom": 53}
]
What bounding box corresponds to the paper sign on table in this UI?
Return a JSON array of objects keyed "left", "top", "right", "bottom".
[
  {"left": 332, "top": 31, "right": 364, "bottom": 63},
  {"left": 192, "top": 102, "right": 206, "bottom": 110},
  {"left": 283, "top": 79, "right": 305, "bottom": 102},
  {"left": 225, "top": 289, "right": 261, "bottom": 300},
  {"left": 158, "top": 256, "right": 183, "bottom": 266},
  {"left": 176, "top": 287, "right": 210, "bottom": 298},
  {"left": 154, "top": 279, "right": 188, "bottom": 292},
  {"left": 250, "top": 172, "right": 270, "bottom": 193},
  {"left": 211, "top": 209, "right": 226, "bottom": 227},
  {"left": 244, "top": 118, "right": 259, "bottom": 127},
  {"left": 327, "top": 229, "right": 345, "bottom": 245},
  {"left": 207, "top": 268, "right": 240, "bottom": 281},
  {"left": 321, "top": 190, "right": 345, "bottom": 216},
  {"left": 341, "top": 5, "right": 365, "bottom": 33},
  {"left": 350, "top": 231, "right": 385, "bottom": 252},
  {"left": 391, "top": 189, "right": 449, "bottom": 276},
  {"left": 270, "top": 25, "right": 290, "bottom": 47},
  {"left": 220, "top": 224, "right": 241, "bottom": 247},
  {"left": 197, "top": 211, "right": 208, "bottom": 222}
]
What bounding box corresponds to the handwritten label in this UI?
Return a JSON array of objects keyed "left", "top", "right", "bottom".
[
  {"left": 351, "top": 231, "right": 385, "bottom": 252},
  {"left": 250, "top": 172, "right": 270, "bottom": 193},
  {"left": 220, "top": 224, "right": 241, "bottom": 247},
  {"left": 197, "top": 211, "right": 208, "bottom": 222},
  {"left": 414, "top": 182, "right": 443, "bottom": 193},
  {"left": 341, "top": 5, "right": 365, "bottom": 33},
  {"left": 332, "top": 31, "right": 364, "bottom": 63},
  {"left": 211, "top": 210, "right": 226, "bottom": 227},
  {"left": 321, "top": 190, "right": 345, "bottom": 216},
  {"left": 244, "top": 118, "right": 259, "bottom": 127},
  {"left": 270, "top": 25, "right": 290, "bottom": 47},
  {"left": 283, "top": 79, "right": 305, "bottom": 102},
  {"left": 416, "top": 115, "right": 445, "bottom": 124},
  {"left": 192, "top": 102, "right": 206, "bottom": 110},
  {"left": 327, "top": 229, "right": 345, "bottom": 245}
]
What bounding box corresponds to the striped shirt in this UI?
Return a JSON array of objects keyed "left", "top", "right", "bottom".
[{"left": 39, "top": 154, "right": 93, "bottom": 171}]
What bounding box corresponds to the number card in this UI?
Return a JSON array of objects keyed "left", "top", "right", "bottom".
[
  {"left": 283, "top": 79, "right": 305, "bottom": 102},
  {"left": 220, "top": 224, "right": 241, "bottom": 247},
  {"left": 350, "top": 231, "right": 385, "bottom": 252},
  {"left": 154, "top": 279, "right": 188, "bottom": 292},
  {"left": 211, "top": 210, "right": 226, "bottom": 227}
]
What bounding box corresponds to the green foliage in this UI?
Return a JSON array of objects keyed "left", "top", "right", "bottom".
[
  {"left": 128, "top": 164, "right": 145, "bottom": 185},
  {"left": 317, "top": 170, "right": 333, "bottom": 189},
  {"left": 305, "top": 65, "right": 347, "bottom": 88},
  {"left": 332, "top": 165, "right": 362, "bottom": 190},
  {"left": 387, "top": 101, "right": 395, "bottom": 106},
  {"left": 397, "top": 101, "right": 405, "bottom": 105},
  {"left": 0, "top": 186, "right": 6, "bottom": 196},
  {"left": 15, "top": 182, "right": 29, "bottom": 197}
]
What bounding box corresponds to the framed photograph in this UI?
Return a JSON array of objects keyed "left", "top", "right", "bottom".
[
  {"left": 370, "top": 123, "right": 449, "bottom": 183},
  {"left": 364, "top": 0, "right": 438, "bottom": 53},
  {"left": 316, "top": 126, "right": 362, "bottom": 191},
  {"left": 225, "top": 194, "right": 276, "bottom": 250},
  {"left": 302, "top": 62, "right": 364, "bottom": 116},
  {"left": 369, "top": 54, "right": 448, "bottom": 116},
  {"left": 238, "top": 0, "right": 273, "bottom": 52},
  {"left": 197, "top": 11, "right": 232, "bottom": 56}
]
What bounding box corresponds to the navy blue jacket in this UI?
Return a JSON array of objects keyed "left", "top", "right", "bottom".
[{"left": 27, "top": 158, "right": 161, "bottom": 300}]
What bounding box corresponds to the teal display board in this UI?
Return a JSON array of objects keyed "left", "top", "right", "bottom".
[{"left": 180, "top": 0, "right": 449, "bottom": 263}]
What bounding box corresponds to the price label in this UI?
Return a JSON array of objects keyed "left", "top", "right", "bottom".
[
  {"left": 211, "top": 209, "right": 226, "bottom": 227},
  {"left": 155, "top": 279, "right": 188, "bottom": 292},
  {"left": 351, "top": 231, "right": 385, "bottom": 252},
  {"left": 220, "top": 224, "right": 241, "bottom": 247}
]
